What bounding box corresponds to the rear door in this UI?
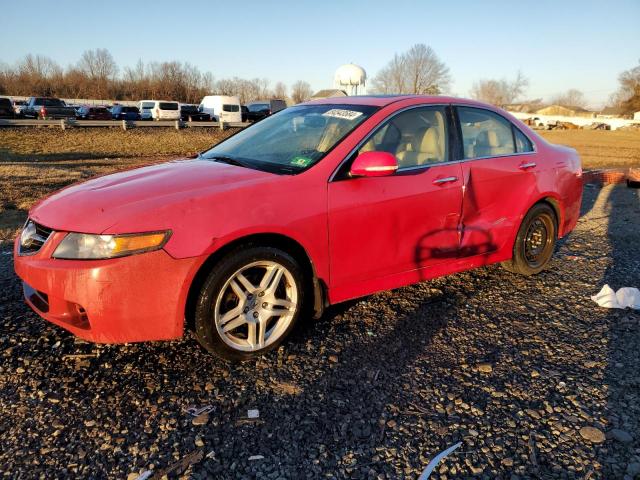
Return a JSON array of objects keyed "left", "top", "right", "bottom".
[
  {"left": 328, "top": 105, "right": 463, "bottom": 300},
  {"left": 454, "top": 106, "right": 539, "bottom": 256}
]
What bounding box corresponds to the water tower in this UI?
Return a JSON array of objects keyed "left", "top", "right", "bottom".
[{"left": 334, "top": 63, "right": 367, "bottom": 96}]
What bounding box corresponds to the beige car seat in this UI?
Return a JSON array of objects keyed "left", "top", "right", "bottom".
[
  {"left": 396, "top": 127, "right": 440, "bottom": 167},
  {"left": 474, "top": 130, "right": 513, "bottom": 157}
]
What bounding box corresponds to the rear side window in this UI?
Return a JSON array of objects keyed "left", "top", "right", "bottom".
[
  {"left": 457, "top": 107, "right": 515, "bottom": 159},
  {"left": 0, "top": 98, "right": 11, "bottom": 107},
  {"left": 223, "top": 104, "right": 240, "bottom": 112},
  {"left": 514, "top": 128, "right": 534, "bottom": 153},
  {"left": 159, "top": 102, "right": 178, "bottom": 110},
  {"left": 45, "top": 98, "right": 64, "bottom": 107}
]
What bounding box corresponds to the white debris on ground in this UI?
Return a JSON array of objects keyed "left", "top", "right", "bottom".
[{"left": 591, "top": 284, "right": 640, "bottom": 309}]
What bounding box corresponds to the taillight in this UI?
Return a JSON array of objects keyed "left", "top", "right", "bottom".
[{"left": 40, "top": 106, "right": 46, "bottom": 117}]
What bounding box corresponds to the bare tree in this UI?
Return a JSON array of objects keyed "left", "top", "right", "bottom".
[
  {"left": 470, "top": 71, "right": 529, "bottom": 106},
  {"left": 551, "top": 88, "right": 587, "bottom": 107},
  {"left": 77, "top": 49, "right": 118, "bottom": 98},
  {"left": 291, "top": 80, "right": 312, "bottom": 103},
  {"left": 273, "top": 81, "right": 288, "bottom": 99},
  {"left": 609, "top": 59, "right": 640, "bottom": 114},
  {"left": 371, "top": 44, "right": 451, "bottom": 95}
]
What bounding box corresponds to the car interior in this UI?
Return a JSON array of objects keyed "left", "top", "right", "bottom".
[
  {"left": 458, "top": 108, "right": 516, "bottom": 159},
  {"left": 358, "top": 107, "right": 448, "bottom": 168}
]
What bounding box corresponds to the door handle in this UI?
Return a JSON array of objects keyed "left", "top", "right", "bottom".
[
  {"left": 519, "top": 162, "right": 537, "bottom": 170},
  {"left": 432, "top": 176, "right": 458, "bottom": 185}
]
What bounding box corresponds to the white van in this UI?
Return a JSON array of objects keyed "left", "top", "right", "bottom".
[
  {"left": 138, "top": 100, "right": 180, "bottom": 121},
  {"left": 138, "top": 100, "right": 155, "bottom": 120},
  {"left": 199, "top": 95, "right": 242, "bottom": 123}
]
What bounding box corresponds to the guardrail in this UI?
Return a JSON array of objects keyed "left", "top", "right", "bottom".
[{"left": 0, "top": 118, "right": 251, "bottom": 130}]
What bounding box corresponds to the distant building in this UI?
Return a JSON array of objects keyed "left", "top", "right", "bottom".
[
  {"left": 310, "top": 89, "right": 348, "bottom": 100},
  {"left": 535, "top": 104, "right": 595, "bottom": 118},
  {"left": 504, "top": 102, "right": 544, "bottom": 113}
]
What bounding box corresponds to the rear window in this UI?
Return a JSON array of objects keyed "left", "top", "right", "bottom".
[
  {"left": 181, "top": 105, "right": 198, "bottom": 112},
  {"left": 223, "top": 104, "right": 240, "bottom": 112},
  {"left": 159, "top": 102, "right": 179, "bottom": 110},
  {"left": 0, "top": 98, "right": 11, "bottom": 107},
  {"left": 141, "top": 102, "right": 154, "bottom": 109}
]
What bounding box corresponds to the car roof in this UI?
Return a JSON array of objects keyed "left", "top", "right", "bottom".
[{"left": 302, "top": 95, "right": 491, "bottom": 108}]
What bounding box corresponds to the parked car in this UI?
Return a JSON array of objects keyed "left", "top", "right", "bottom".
[
  {"left": 180, "top": 104, "right": 211, "bottom": 121},
  {"left": 145, "top": 100, "right": 180, "bottom": 121},
  {"left": 14, "top": 96, "right": 583, "bottom": 361},
  {"left": 199, "top": 95, "right": 242, "bottom": 123},
  {"left": 76, "top": 105, "right": 112, "bottom": 120},
  {"left": 138, "top": 101, "right": 155, "bottom": 120},
  {"left": 110, "top": 105, "right": 141, "bottom": 121},
  {"left": 245, "top": 99, "right": 287, "bottom": 122},
  {"left": 0, "top": 97, "right": 15, "bottom": 118},
  {"left": 12, "top": 99, "right": 27, "bottom": 117},
  {"left": 22, "top": 97, "right": 77, "bottom": 119}
]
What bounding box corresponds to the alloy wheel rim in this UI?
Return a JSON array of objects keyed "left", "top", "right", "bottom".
[
  {"left": 214, "top": 261, "right": 298, "bottom": 352},
  {"left": 523, "top": 215, "right": 553, "bottom": 267}
]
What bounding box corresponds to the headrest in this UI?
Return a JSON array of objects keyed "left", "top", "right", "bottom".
[
  {"left": 476, "top": 130, "right": 500, "bottom": 147},
  {"left": 412, "top": 127, "right": 438, "bottom": 154}
]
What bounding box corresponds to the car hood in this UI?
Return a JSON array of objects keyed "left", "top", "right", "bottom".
[{"left": 30, "top": 159, "right": 275, "bottom": 233}]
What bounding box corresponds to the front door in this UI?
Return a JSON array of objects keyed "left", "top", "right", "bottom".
[{"left": 327, "top": 105, "right": 463, "bottom": 302}]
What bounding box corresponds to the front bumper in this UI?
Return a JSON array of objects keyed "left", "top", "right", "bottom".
[{"left": 13, "top": 232, "right": 202, "bottom": 343}]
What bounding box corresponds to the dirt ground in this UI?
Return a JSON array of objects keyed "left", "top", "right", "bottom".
[
  {"left": 1, "top": 183, "right": 639, "bottom": 479},
  {"left": 539, "top": 130, "right": 640, "bottom": 169}
]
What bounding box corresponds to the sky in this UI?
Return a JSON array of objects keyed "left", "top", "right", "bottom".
[{"left": 1, "top": 0, "right": 639, "bottom": 108}]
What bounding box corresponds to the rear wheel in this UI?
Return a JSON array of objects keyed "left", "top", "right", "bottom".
[
  {"left": 502, "top": 203, "right": 557, "bottom": 276},
  {"left": 194, "top": 246, "right": 306, "bottom": 361}
]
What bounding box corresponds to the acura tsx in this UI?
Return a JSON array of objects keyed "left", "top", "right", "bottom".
[{"left": 14, "top": 95, "right": 583, "bottom": 360}]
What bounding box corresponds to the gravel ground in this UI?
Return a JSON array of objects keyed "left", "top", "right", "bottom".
[{"left": 0, "top": 183, "right": 639, "bottom": 479}]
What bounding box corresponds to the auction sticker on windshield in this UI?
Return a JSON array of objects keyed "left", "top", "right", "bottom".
[{"left": 322, "top": 109, "right": 363, "bottom": 120}]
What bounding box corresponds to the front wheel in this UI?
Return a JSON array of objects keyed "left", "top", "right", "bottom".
[
  {"left": 502, "top": 203, "right": 557, "bottom": 276},
  {"left": 194, "top": 246, "right": 306, "bottom": 361}
]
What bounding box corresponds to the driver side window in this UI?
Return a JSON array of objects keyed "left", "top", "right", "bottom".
[{"left": 358, "top": 106, "right": 449, "bottom": 169}]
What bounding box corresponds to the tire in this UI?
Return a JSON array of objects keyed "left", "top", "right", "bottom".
[
  {"left": 194, "top": 245, "right": 307, "bottom": 361},
  {"left": 502, "top": 203, "right": 557, "bottom": 276}
]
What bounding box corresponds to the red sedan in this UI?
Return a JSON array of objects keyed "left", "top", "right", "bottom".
[{"left": 14, "top": 96, "right": 583, "bottom": 360}]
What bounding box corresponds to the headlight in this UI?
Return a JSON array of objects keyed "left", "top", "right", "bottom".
[{"left": 52, "top": 231, "right": 171, "bottom": 259}]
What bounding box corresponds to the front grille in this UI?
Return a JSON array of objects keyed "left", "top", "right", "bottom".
[{"left": 19, "top": 220, "right": 53, "bottom": 255}]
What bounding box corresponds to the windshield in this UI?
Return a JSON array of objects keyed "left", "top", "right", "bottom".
[
  {"left": 141, "top": 102, "right": 154, "bottom": 109},
  {"left": 202, "top": 104, "right": 377, "bottom": 174}
]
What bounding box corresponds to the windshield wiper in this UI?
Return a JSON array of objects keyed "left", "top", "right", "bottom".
[{"left": 207, "top": 155, "right": 253, "bottom": 169}]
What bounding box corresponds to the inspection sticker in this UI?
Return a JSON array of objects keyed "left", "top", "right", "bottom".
[
  {"left": 322, "top": 109, "right": 363, "bottom": 120},
  {"left": 290, "top": 156, "right": 313, "bottom": 167}
]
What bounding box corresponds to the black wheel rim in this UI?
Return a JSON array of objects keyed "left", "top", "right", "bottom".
[{"left": 523, "top": 214, "right": 554, "bottom": 268}]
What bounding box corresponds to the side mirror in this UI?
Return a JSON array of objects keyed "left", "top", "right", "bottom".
[{"left": 350, "top": 151, "right": 398, "bottom": 177}]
